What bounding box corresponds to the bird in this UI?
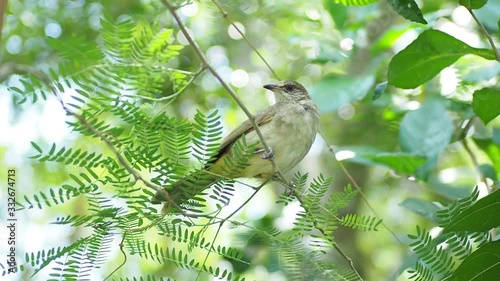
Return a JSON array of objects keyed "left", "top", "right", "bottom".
[{"left": 151, "top": 80, "right": 320, "bottom": 212}]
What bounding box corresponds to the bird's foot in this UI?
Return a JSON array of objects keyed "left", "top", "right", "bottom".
[
  {"left": 260, "top": 148, "right": 274, "bottom": 160},
  {"left": 285, "top": 181, "right": 296, "bottom": 196}
]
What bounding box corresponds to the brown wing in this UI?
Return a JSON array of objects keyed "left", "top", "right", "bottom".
[{"left": 214, "top": 106, "right": 275, "bottom": 160}]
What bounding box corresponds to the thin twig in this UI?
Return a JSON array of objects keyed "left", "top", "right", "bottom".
[
  {"left": 121, "top": 66, "right": 206, "bottom": 102},
  {"left": 161, "top": 0, "right": 288, "bottom": 183},
  {"left": 270, "top": 175, "right": 363, "bottom": 279},
  {"left": 210, "top": 0, "right": 280, "bottom": 80},
  {"left": 458, "top": 117, "right": 476, "bottom": 141},
  {"left": 321, "top": 132, "right": 404, "bottom": 246},
  {"left": 73, "top": 113, "right": 158, "bottom": 192},
  {"left": 194, "top": 178, "right": 268, "bottom": 280},
  {"left": 53, "top": 89, "right": 187, "bottom": 215},
  {"left": 459, "top": 118, "right": 489, "bottom": 190},
  {"left": 103, "top": 234, "right": 127, "bottom": 281},
  {"left": 0, "top": 63, "right": 51, "bottom": 83},
  {"left": 288, "top": 186, "right": 364, "bottom": 280},
  {"left": 462, "top": 138, "right": 488, "bottom": 187},
  {"left": 468, "top": 8, "right": 500, "bottom": 62},
  {"left": 164, "top": 2, "right": 364, "bottom": 276},
  {"left": 8, "top": 53, "right": 190, "bottom": 218}
]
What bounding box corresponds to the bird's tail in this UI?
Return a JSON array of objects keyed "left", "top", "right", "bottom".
[{"left": 150, "top": 170, "right": 219, "bottom": 213}]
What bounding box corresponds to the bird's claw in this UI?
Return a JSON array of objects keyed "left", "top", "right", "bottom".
[
  {"left": 260, "top": 148, "right": 274, "bottom": 160},
  {"left": 285, "top": 181, "right": 296, "bottom": 196}
]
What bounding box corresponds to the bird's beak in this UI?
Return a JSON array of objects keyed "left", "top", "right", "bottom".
[{"left": 263, "top": 84, "right": 280, "bottom": 91}]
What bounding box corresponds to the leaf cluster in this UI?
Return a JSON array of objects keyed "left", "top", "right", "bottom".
[
  {"left": 1, "top": 16, "right": 368, "bottom": 281},
  {"left": 406, "top": 187, "right": 499, "bottom": 281}
]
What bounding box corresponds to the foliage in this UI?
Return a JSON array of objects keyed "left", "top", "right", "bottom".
[
  {"left": 1, "top": 0, "right": 499, "bottom": 280},
  {"left": 406, "top": 187, "right": 495, "bottom": 281},
  {"left": 0, "top": 16, "right": 377, "bottom": 280}
]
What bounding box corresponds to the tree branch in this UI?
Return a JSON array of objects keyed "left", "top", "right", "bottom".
[
  {"left": 321, "top": 132, "right": 403, "bottom": 247},
  {"left": 0, "top": 63, "right": 51, "bottom": 83},
  {"left": 121, "top": 66, "right": 206, "bottom": 103},
  {"left": 468, "top": 8, "right": 500, "bottom": 62},
  {"left": 161, "top": 0, "right": 288, "bottom": 184},
  {"left": 52, "top": 90, "right": 185, "bottom": 213},
  {"left": 288, "top": 185, "right": 364, "bottom": 280},
  {"left": 210, "top": 0, "right": 280, "bottom": 80}
]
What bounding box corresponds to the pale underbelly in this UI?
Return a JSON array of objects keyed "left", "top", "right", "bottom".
[{"left": 241, "top": 118, "right": 316, "bottom": 178}]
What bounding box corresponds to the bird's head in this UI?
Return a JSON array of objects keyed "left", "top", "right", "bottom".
[{"left": 263, "top": 80, "right": 311, "bottom": 102}]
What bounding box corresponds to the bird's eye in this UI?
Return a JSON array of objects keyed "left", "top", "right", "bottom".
[{"left": 284, "top": 84, "right": 295, "bottom": 91}]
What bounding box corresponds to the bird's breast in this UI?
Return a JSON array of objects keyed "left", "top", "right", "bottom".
[{"left": 243, "top": 103, "right": 319, "bottom": 177}]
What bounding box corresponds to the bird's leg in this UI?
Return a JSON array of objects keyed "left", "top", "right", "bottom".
[
  {"left": 284, "top": 181, "right": 296, "bottom": 196},
  {"left": 259, "top": 147, "right": 274, "bottom": 160}
]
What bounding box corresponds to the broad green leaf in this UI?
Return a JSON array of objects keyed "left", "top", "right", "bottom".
[
  {"left": 335, "top": 146, "right": 426, "bottom": 174},
  {"left": 400, "top": 99, "right": 453, "bottom": 158},
  {"left": 364, "top": 153, "right": 426, "bottom": 174},
  {"left": 472, "top": 88, "right": 500, "bottom": 125},
  {"left": 387, "top": 0, "right": 427, "bottom": 24},
  {"left": 388, "top": 29, "right": 496, "bottom": 89},
  {"left": 432, "top": 183, "right": 472, "bottom": 199},
  {"left": 400, "top": 99, "right": 453, "bottom": 179},
  {"left": 323, "top": 0, "right": 348, "bottom": 29},
  {"left": 332, "top": 0, "right": 379, "bottom": 5},
  {"left": 311, "top": 75, "right": 375, "bottom": 113},
  {"left": 449, "top": 241, "right": 500, "bottom": 281},
  {"left": 459, "top": 0, "right": 488, "bottom": 9},
  {"left": 399, "top": 198, "right": 440, "bottom": 223},
  {"left": 444, "top": 189, "right": 500, "bottom": 232}
]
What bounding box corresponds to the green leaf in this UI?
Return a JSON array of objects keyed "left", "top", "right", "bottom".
[
  {"left": 372, "top": 81, "right": 387, "bottom": 101},
  {"left": 388, "top": 29, "right": 496, "bottom": 89},
  {"left": 399, "top": 198, "right": 440, "bottom": 223},
  {"left": 428, "top": 176, "right": 472, "bottom": 199},
  {"left": 335, "top": 146, "right": 426, "bottom": 175},
  {"left": 387, "top": 0, "right": 427, "bottom": 24},
  {"left": 472, "top": 88, "right": 500, "bottom": 125},
  {"left": 323, "top": 0, "right": 348, "bottom": 29},
  {"left": 311, "top": 75, "right": 375, "bottom": 113},
  {"left": 364, "top": 153, "right": 426, "bottom": 174},
  {"left": 459, "top": 0, "right": 488, "bottom": 9},
  {"left": 444, "top": 189, "right": 500, "bottom": 232},
  {"left": 400, "top": 99, "right": 453, "bottom": 179},
  {"left": 449, "top": 241, "right": 500, "bottom": 281},
  {"left": 31, "top": 142, "right": 43, "bottom": 153},
  {"left": 400, "top": 99, "right": 453, "bottom": 157}
]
